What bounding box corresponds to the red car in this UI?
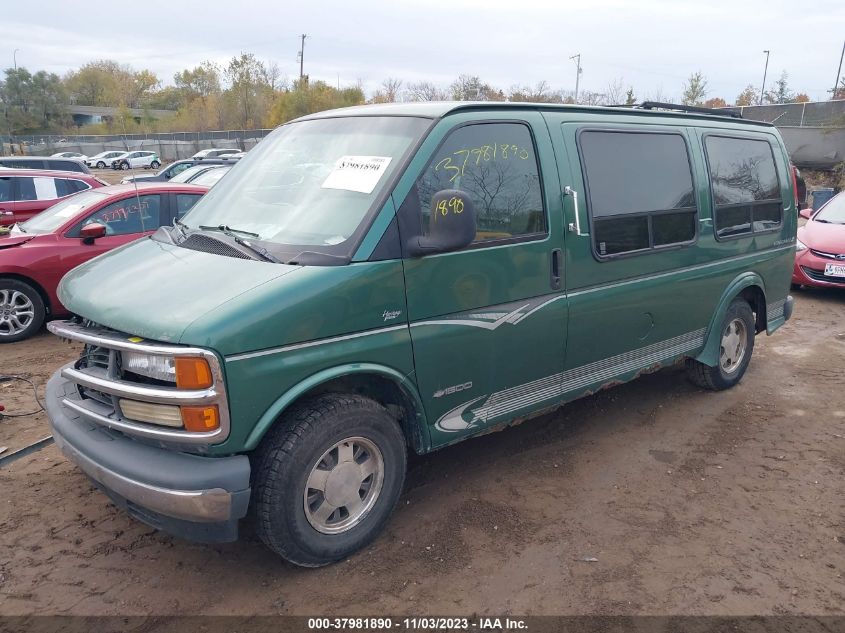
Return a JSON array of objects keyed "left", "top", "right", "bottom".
[
  {"left": 0, "top": 183, "right": 208, "bottom": 342},
  {"left": 793, "top": 190, "right": 845, "bottom": 289},
  {"left": 0, "top": 168, "right": 107, "bottom": 226}
]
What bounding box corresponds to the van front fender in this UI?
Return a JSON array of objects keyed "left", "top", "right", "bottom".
[
  {"left": 243, "top": 363, "right": 430, "bottom": 453},
  {"left": 695, "top": 272, "right": 766, "bottom": 367}
]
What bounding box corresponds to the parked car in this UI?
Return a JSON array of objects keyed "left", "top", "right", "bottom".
[
  {"left": 121, "top": 157, "right": 240, "bottom": 184},
  {"left": 793, "top": 191, "right": 845, "bottom": 288},
  {"left": 111, "top": 151, "right": 161, "bottom": 171},
  {"left": 189, "top": 165, "right": 232, "bottom": 187},
  {"left": 85, "top": 151, "right": 126, "bottom": 169},
  {"left": 42, "top": 101, "right": 796, "bottom": 567},
  {"left": 0, "top": 156, "right": 92, "bottom": 174},
  {"left": 192, "top": 148, "right": 241, "bottom": 159},
  {"left": 0, "top": 169, "right": 107, "bottom": 226},
  {"left": 0, "top": 182, "right": 208, "bottom": 342},
  {"left": 167, "top": 163, "right": 231, "bottom": 184},
  {"left": 52, "top": 151, "right": 87, "bottom": 161}
]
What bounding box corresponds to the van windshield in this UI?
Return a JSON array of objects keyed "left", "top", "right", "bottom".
[{"left": 180, "top": 116, "right": 429, "bottom": 256}]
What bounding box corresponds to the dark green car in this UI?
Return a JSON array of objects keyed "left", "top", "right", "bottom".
[{"left": 45, "top": 102, "right": 796, "bottom": 566}]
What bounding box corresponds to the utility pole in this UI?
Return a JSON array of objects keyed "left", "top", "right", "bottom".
[
  {"left": 570, "top": 54, "right": 582, "bottom": 103},
  {"left": 833, "top": 39, "right": 845, "bottom": 99},
  {"left": 13, "top": 49, "right": 19, "bottom": 71},
  {"left": 298, "top": 34, "right": 307, "bottom": 82},
  {"left": 759, "top": 50, "right": 770, "bottom": 105}
]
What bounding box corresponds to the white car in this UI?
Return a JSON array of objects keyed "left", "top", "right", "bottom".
[
  {"left": 51, "top": 151, "right": 87, "bottom": 160},
  {"left": 85, "top": 151, "right": 126, "bottom": 169},
  {"left": 191, "top": 148, "right": 241, "bottom": 159},
  {"left": 111, "top": 151, "right": 161, "bottom": 171}
]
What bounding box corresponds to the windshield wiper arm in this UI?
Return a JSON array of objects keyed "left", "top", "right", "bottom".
[
  {"left": 198, "top": 224, "right": 281, "bottom": 263},
  {"left": 198, "top": 224, "right": 260, "bottom": 239}
]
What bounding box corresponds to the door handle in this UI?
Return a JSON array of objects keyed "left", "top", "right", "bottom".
[
  {"left": 550, "top": 248, "right": 562, "bottom": 291},
  {"left": 564, "top": 186, "right": 587, "bottom": 236}
]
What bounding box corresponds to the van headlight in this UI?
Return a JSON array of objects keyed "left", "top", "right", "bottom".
[
  {"left": 796, "top": 239, "right": 807, "bottom": 251},
  {"left": 121, "top": 351, "right": 213, "bottom": 389}
]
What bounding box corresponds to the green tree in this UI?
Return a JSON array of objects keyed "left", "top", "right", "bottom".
[
  {"left": 450, "top": 75, "right": 505, "bottom": 101},
  {"left": 625, "top": 87, "right": 637, "bottom": 105},
  {"left": 268, "top": 80, "right": 364, "bottom": 126},
  {"left": 174, "top": 61, "right": 222, "bottom": 101},
  {"left": 765, "top": 71, "right": 795, "bottom": 104},
  {"left": 224, "top": 53, "right": 272, "bottom": 128},
  {"left": 682, "top": 72, "right": 708, "bottom": 106},
  {"left": 0, "top": 67, "right": 68, "bottom": 134}
]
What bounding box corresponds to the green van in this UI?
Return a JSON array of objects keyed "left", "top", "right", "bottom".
[{"left": 45, "top": 101, "right": 796, "bottom": 566}]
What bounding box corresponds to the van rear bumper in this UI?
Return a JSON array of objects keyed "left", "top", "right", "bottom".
[{"left": 45, "top": 372, "right": 251, "bottom": 543}]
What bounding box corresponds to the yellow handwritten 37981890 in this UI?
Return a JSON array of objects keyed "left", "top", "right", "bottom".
[{"left": 434, "top": 143, "right": 530, "bottom": 183}]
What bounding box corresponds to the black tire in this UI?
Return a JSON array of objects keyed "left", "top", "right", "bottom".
[
  {"left": 150, "top": 160, "right": 160, "bottom": 169},
  {"left": 96, "top": 161, "right": 105, "bottom": 169},
  {"left": 252, "top": 393, "right": 407, "bottom": 567},
  {"left": 0, "top": 279, "right": 46, "bottom": 343},
  {"left": 121, "top": 162, "right": 130, "bottom": 171},
  {"left": 687, "top": 298, "right": 755, "bottom": 390}
]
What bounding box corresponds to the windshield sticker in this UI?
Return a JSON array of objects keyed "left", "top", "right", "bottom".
[{"left": 321, "top": 156, "right": 392, "bottom": 194}]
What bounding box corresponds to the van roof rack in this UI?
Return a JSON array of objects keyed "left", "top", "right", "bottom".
[{"left": 635, "top": 101, "right": 742, "bottom": 119}]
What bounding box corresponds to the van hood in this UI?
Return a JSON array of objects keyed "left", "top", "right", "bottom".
[{"left": 58, "top": 236, "right": 301, "bottom": 346}]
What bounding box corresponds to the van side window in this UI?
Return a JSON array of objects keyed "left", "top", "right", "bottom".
[
  {"left": 579, "top": 130, "right": 697, "bottom": 257},
  {"left": 412, "top": 122, "right": 546, "bottom": 244},
  {"left": 704, "top": 136, "right": 782, "bottom": 238}
]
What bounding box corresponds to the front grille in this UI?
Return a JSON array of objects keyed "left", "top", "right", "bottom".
[
  {"left": 809, "top": 248, "right": 845, "bottom": 260},
  {"left": 179, "top": 234, "right": 250, "bottom": 260},
  {"left": 81, "top": 343, "right": 110, "bottom": 371},
  {"left": 79, "top": 386, "right": 114, "bottom": 408},
  {"left": 801, "top": 266, "right": 845, "bottom": 285}
]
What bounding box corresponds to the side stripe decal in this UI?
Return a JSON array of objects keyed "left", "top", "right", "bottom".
[{"left": 435, "top": 328, "right": 706, "bottom": 433}]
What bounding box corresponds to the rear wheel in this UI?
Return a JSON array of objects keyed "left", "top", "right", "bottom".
[
  {"left": 0, "top": 279, "right": 46, "bottom": 343},
  {"left": 150, "top": 160, "right": 160, "bottom": 169},
  {"left": 252, "top": 393, "right": 407, "bottom": 567},
  {"left": 121, "top": 162, "right": 130, "bottom": 171},
  {"left": 687, "top": 298, "right": 755, "bottom": 390},
  {"left": 96, "top": 161, "right": 105, "bottom": 169}
]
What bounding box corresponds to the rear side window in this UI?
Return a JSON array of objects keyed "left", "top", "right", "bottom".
[
  {"left": 56, "top": 179, "right": 90, "bottom": 197},
  {"left": 0, "top": 178, "right": 11, "bottom": 202},
  {"left": 579, "top": 130, "right": 697, "bottom": 257},
  {"left": 175, "top": 193, "right": 202, "bottom": 218},
  {"left": 409, "top": 122, "right": 546, "bottom": 244},
  {"left": 704, "top": 136, "right": 782, "bottom": 238}
]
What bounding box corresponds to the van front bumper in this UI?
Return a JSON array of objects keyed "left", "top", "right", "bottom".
[{"left": 45, "top": 371, "right": 251, "bottom": 543}]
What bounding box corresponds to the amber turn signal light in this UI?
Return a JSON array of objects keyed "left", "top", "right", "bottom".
[
  {"left": 181, "top": 405, "right": 220, "bottom": 432},
  {"left": 175, "top": 358, "right": 213, "bottom": 389}
]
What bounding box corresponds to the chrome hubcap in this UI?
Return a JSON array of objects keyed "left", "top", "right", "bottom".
[
  {"left": 720, "top": 318, "right": 747, "bottom": 374},
  {"left": 0, "top": 289, "right": 35, "bottom": 336},
  {"left": 304, "top": 436, "right": 384, "bottom": 535}
]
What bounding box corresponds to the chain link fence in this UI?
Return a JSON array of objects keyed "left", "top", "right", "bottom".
[
  {"left": 0, "top": 129, "right": 275, "bottom": 160},
  {"left": 722, "top": 99, "right": 845, "bottom": 127}
]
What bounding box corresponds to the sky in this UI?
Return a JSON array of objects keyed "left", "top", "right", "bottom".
[{"left": 5, "top": 0, "right": 845, "bottom": 103}]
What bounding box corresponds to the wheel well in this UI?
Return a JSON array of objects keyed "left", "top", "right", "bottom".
[
  {"left": 0, "top": 273, "right": 51, "bottom": 315},
  {"left": 294, "top": 374, "right": 424, "bottom": 453},
  {"left": 738, "top": 285, "right": 766, "bottom": 333}
]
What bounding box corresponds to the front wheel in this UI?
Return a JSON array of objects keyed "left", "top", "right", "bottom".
[
  {"left": 150, "top": 160, "right": 160, "bottom": 169},
  {"left": 96, "top": 161, "right": 105, "bottom": 169},
  {"left": 252, "top": 394, "right": 407, "bottom": 567},
  {"left": 121, "top": 162, "right": 130, "bottom": 171},
  {"left": 687, "top": 298, "right": 755, "bottom": 390},
  {"left": 0, "top": 279, "right": 46, "bottom": 343}
]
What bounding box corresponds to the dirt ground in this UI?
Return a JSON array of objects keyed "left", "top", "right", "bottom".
[{"left": 1, "top": 286, "right": 844, "bottom": 617}]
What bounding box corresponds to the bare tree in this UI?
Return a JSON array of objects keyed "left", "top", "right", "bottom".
[
  {"left": 406, "top": 80, "right": 449, "bottom": 102},
  {"left": 604, "top": 78, "right": 626, "bottom": 105},
  {"left": 371, "top": 77, "right": 403, "bottom": 103}
]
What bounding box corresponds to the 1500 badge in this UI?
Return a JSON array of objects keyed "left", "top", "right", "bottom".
[{"left": 433, "top": 382, "right": 473, "bottom": 398}]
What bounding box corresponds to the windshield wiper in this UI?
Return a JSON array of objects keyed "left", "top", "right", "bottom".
[
  {"left": 198, "top": 224, "right": 281, "bottom": 263},
  {"left": 814, "top": 218, "right": 831, "bottom": 223},
  {"left": 199, "top": 224, "right": 260, "bottom": 239}
]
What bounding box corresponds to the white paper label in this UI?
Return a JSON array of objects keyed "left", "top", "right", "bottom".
[{"left": 321, "top": 156, "right": 392, "bottom": 194}]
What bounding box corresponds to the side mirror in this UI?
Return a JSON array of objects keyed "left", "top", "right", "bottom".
[
  {"left": 80, "top": 222, "right": 107, "bottom": 244},
  {"left": 406, "top": 189, "right": 476, "bottom": 257},
  {"left": 799, "top": 208, "right": 812, "bottom": 220}
]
